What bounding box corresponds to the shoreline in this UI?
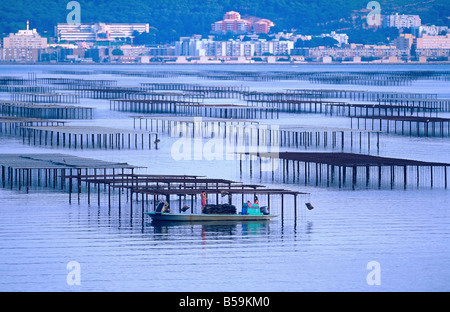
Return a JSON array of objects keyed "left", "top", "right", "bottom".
[{"left": 0, "top": 61, "right": 449, "bottom": 66}]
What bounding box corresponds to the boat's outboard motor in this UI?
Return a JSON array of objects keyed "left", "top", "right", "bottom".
[{"left": 260, "top": 206, "right": 270, "bottom": 215}]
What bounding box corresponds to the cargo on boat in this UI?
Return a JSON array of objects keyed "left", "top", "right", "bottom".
[{"left": 146, "top": 201, "right": 277, "bottom": 222}]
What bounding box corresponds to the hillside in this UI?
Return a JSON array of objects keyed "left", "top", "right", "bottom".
[{"left": 0, "top": 0, "right": 448, "bottom": 43}]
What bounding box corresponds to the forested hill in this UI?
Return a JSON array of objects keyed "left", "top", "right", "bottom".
[{"left": 1, "top": 0, "right": 448, "bottom": 43}]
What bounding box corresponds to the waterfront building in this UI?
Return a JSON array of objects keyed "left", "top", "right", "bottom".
[
  {"left": 415, "top": 35, "right": 450, "bottom": 49},
  {"left": 1, "top": 21, "right": 47, "bottom": 62},
  {"left": 415, "top": 35, "right": 450, "bottom": 58},
  {"left": 0, "top": 48, "right": 40, "bottom": 62},
  {"left": 293, "top": 44, "right": 405, "bottom": 60},
  {"left": 2, "top": 21, "right": 47, "bottom": 49},
  {"left": 174, "top": 37, "right": 293, "bottom": 57},
  {"left": 393, "top": 34, "right": 414, "bottom": 50}
]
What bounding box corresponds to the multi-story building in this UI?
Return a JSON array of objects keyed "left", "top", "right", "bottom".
[
  {"left": 412, "top": 25, "right": 448, "bottom": 37},
  {"left": 224, "top": 11, "right": 241, "bottom": 20},
  {"left": 253, "top": 19, "right": 275, "bottom": 34},
  {"left": 254, "top": 40, "right": 294, "bottom": 55},
  {"left": 55, "top": 23, "right": 150, "bottom": 42},
  {"left": 293, "top": 44, "right": 405, "bottom": 59},
  {"left": 211, "top": 11, "right": 274, "bottom": 34},
  {"left": 0, "top": 48, "right": 41, "bottom": 62},
  {"left": 415, "top": 35, "right": 450, "bottom": 49},
  {"left": 175, "top": 38, "right": 294, "bottom": 57},
  {"left": 175, "top": 37, "right": 207, "bottom": 56},
  {"left": 211, "top": 11, "right": 251, "bottom": 35},
  {"left": 118, "top": 45, "right": 150, "bottom": 58},
  {"left": 415, "top": 35, "right": 450, "bottom": 57},
  {"left": 393, "top": 34, "right": 414, "bottom": 50},
  {"left": 174, "top": 37, "right": 293, "bottom": 57},
  {"left": 148, "top": 46, "right": 175, "bottom": 56},
  {"left": 3, "top": 21, "right": 47, "bottom": 49},
  {"left": 383, "top": 13, "right": 421, "bottom": 29},
  {"left": 1, "top": 21, "right": 47, "bottom": 62},
  {"left": 320, "top": 31, "right": 349, "bottom": 47}
]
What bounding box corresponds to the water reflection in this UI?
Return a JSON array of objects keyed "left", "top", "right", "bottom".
[
  {"left": 305, "top": 221, "right": 314, "bottom": 235},
  {"left": 149, "top": 220, "right": 271, "bottom": 237}
]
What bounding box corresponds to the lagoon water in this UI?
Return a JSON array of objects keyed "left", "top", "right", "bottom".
[{"left": 0, "top": 64, "right": 449, "bottom": 292}]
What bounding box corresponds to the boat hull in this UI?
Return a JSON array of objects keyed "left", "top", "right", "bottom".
[{"left": 146, "top": 212, "right": 278, "bottom": 222}]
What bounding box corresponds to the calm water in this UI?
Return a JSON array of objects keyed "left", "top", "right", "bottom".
[{"left": 0, "top": 64, "right": 449, "bottom": 292}]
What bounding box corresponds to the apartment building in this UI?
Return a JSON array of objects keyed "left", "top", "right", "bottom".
[
  {"left": 415, "top": 35, "right": 450, "bottom": 57},
  {"left": 0, "top": 48, "right": 40, "bottom": 62},
  {"left": 383, "top": 13, "right": 421, "bottom": 29},
  {"left": 1, "top": 21, "right": 47, "bottom": 62},
  {"left": 393, "top": 34, "right": 414, "bottom": 50},
  {"left": 412, "top": 25, "right": 448, "bottom": 37},
  {"left": 294, "top": 44, "right": 405, "bottom": 59},
  {"left": 211, "top": 11, "right": 274, "bottom": 34},
  {"left": 415, "top": 35, "right": 450, "bottom": 49},
  {"left": 55, "top": 23, "right": 149, "bottom": 42},
  {"left": 3, "top": 21, "right": 47, "bottom": 49},
  {"left": 175, "top": 37, "right": 293, "bottom": 57}
]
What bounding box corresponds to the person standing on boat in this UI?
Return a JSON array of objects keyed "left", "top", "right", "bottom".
[
  {"left": 254, "top": 196, "right": 259, "bottom": 206},
  {"left": 162, "top": 201, "right": 170, "bottom": 213},
  {"left": 201, "top": 191, "right": 208, "bottom": 213}
]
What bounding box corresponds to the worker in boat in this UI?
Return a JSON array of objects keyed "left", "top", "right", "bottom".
[
  {"left": 253, "top": 195, "right": 268, "bottom": 215},
  {"left": 161, "top": 201, "right": 170, "bottom": 213},
  {"left": 201, "top": 191, "right": 208, "bottom": 213}
]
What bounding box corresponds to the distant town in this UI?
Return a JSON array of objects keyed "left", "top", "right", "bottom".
[{"left": 1, "top": 11, "right": 449, "bottom": 64}]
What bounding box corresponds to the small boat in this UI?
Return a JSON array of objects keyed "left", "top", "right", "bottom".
[
  {"left": 147, "top": 212, "right": 278, "bottom": 222},
  {"left": 147, "top": 202, "right": 277, "bottom": 222}
]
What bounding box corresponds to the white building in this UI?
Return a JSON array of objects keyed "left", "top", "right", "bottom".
[
  {"left": 383, "top": 13, "right": 421, "bottom": 29},
  {"left": 3, "top": 21, "right": 47, "bottom": 49},
  {"left": 55, "top": 23, "right": 150, "bottom": 42},
  {"left": 297, "top": 44, "right": 405, "bottom": 59},
  {"left": 174, "top": 37, "right": 294, "bottom": 57},
  {"left": 412, "top": 25, "right": 448, "bottom": 37},
  {"left": 415, "top": 35, "right": 450, "bottom": 49},
  {"left": 415, "top": 35, "right": 450, "bottom": 58},
  {"left": 320, "top": 31, "right": 349, "bottom": 47}
]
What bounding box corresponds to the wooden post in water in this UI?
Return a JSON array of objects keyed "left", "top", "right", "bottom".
[
  {"left": 430, "top": 166, "right": 434, "bottom": 188},
  {"left": 404, "top": 166, "right": 407, "bottom": 189},
  {"left": 294, "top": 194, "right": 297, "bottom": 221},
  {"left": 445, "top": 166, "right": 448, "bottom": 189}
]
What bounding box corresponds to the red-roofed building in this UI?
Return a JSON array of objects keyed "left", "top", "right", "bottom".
[
  {"left": 211, "top": 11, "right": 274, "bottom": 35},
  {"left": 253, "top": 19, "right": 275, "bottom": 34},
  {"left": 224, "top": 11, "right": 241, "bottom": 20}
]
